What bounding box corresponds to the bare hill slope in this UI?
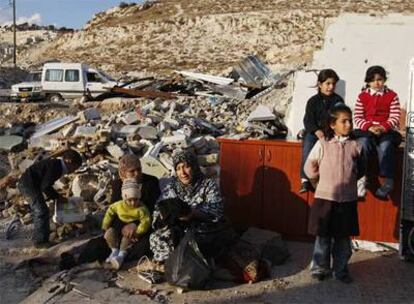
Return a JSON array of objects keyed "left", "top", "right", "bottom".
[{"left": 18, "top": 0, "right": 414, "bottom": 75}]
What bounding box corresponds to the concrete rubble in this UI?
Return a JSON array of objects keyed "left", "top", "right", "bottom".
[{"left": 0, "top": 55, "right": 290, "bottom": 248}]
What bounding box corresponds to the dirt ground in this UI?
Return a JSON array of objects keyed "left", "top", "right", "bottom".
[{"left": 1, "top": 216, "right": 413, "bottom": 304}]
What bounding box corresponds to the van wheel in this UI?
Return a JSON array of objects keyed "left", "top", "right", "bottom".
[{"left": 47, "top": 93, "right": 63, "bottom": 103}]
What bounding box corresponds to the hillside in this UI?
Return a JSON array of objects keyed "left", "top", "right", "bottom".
[{"left": 16, "top": 0, "right": 414, "bottom": 76}]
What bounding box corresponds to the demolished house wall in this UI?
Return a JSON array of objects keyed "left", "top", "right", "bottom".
[{"left": 287, "top": 13, "right": 414, "bottom": 138}]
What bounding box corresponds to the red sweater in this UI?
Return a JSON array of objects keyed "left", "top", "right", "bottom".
[{"left": 354, "top": 87, "right": 401, "bottom": 131}]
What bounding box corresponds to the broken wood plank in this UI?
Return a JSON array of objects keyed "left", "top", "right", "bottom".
[{"left": 111, "top": 87, "right": 176, "bottom": 99}]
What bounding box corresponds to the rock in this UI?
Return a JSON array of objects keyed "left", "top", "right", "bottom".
[
  {"left": 138, "top": 126, "right": 158, "bottom": 140},
  {"left": 161, "top": 134, "right": 188, "bottom": 150},
  {"left": 121, "top": 111, "right": 139, "bottom": 125},
  {"left": 73, "top": 126, "right": 98, "bottom": 138},
  {"left": 106, "top": 144, "right": 125, "bottom": 160},
  {"left": 247, "top": 105, "right": 276, "bottom": 122},
  {"left": 197, "top": 153, "right": 219, "bottom": 166},
  {"left": 140, "top": 155, "right": 170, "bottom": 179},
  {"left": 0, "top": 135, "right": 23, "bottom": 151},
  {"left": 79, "top": 108, "right": 101, "bottom": 121}
]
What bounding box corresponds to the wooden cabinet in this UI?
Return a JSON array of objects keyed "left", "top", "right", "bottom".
[
  {"left": 219, "top": 139, "right": 310, "bottom": 240},
  {"left": 218, "top": 138, "right": 402, "bottom": 243}
]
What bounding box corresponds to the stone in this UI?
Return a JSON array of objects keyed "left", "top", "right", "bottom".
[
  {"left": 159, "top": 152, "right": 174, "bottom": 172},
  {"left": 73, "top": 126, "right": 98, "bottom": 138},
  {"left": 79, "top": 108, "right": 101, "bottom": 121},
  {"left": 121, "top": 111, "right": 139, "bottom": 125},
  {"left": 28, "top": 134, "right": 60, "bottom": 150},
  {"left": 72, "top": 173, "right": 99, "bottom": 201},
  {"left": 106, "top": 144, "right": 125, "bottom": 160},
  {"left": 138, "top": 126, "right": 158, "bottom": 139},
  {"left": 247, "top": 104, "right": 276, "bottom": 122},
  {"left": 118, "top": 125, "right": 140, "bottom": 137},
  {"left": 140, "top": 155, "right": 170, "bottom": 178},
  {"left": 197, "top": 153, "right": 219, "bottom": 166},
  {"left": 0, "top": 135, "right": 23, "bottom": 151},
  {"left": 161, "top": 134, "right": 188, "bottom": 150},
  {"left": 241, "top": 227, "right": 290, "bottom": 265}
]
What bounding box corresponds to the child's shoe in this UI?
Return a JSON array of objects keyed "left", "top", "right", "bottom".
[
  {"left": 105, "top": 249, "right": 119, "bottom": 263},
  {"left": 375, "top": 178, "right": 394, "bottom": 199},
  {"left": 111, "top": 251, "right": 126, "bottom": 270},
  {"left": 311, "top": 272, "right": 331, "bottom": 281},
  {"left": 111, "top": 255, "right": 125, "bottom": 270},
  {"left": 357, "top": 176, "right": 367, "bottom": 198}
]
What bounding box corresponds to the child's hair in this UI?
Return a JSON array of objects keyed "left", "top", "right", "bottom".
[
  {"left": 364, "top": 65, "right": 387, "bottom": 83},
  {"left": 61, "top": 149, "right": 82, "bottom": 168},
  {"left": 324, "top": 104, "right": 353, "bottom": 139},
  {"left": 317, "top": 69, "right": 339, "bottom": 87}
]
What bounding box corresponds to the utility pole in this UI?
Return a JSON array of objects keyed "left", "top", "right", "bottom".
[{"left": 9, "top": 0, "right": 16, "bottom": 67}]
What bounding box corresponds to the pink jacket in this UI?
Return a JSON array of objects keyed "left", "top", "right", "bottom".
[{"left": 305, "top": 137, "right": 361, "bottom": 202}]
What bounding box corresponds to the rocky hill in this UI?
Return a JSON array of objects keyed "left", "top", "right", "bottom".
[{"left": 15, "top": 0, "right": 414, "bottom": 76}]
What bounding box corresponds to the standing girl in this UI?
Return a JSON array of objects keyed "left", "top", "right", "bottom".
[
  {"left": 305, "top": 104, "right": 362, "bottom": 283},
  {"left": 300, "top": 69, "right": 344, "bottom": 193}
]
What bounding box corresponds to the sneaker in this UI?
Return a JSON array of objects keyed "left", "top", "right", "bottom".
[
  {"left": 111, "top": 255, "right": 125, "bottom": 270},
  {"left": 357, "top": 176, "right": 367, "bottom": 198},
  {"left": 375, "top": 178, "right": 394, "bottom": 199},
  {"left": 105, "top": 249, "right": 119, "bottom": 263},
  {"left": 299, "top": 181, "right": 312, "bottom": 194},
  {"left": 336, "top": 274, "right": 353, "bottom": 284}
]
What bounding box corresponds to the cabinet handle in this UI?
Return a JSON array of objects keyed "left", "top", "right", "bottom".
[
  {"left": 266, "top": 150, "right": 272, "bottom": 162},
  {"left": 259, "top": 149, "right": 263, "bottom": 162}
]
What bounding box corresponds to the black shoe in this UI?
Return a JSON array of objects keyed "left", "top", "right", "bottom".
[
  {"left": 336, "top": 275, "right": 353, "bottom": 284},
  {"left": 299, "top": 181, "right": 312, "bottom": 193},
  {"left": 311, "top": 272, "right": 329, "bottom": 281}
]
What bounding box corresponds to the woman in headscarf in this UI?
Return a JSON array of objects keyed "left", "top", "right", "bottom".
[{"left": 149, "top": 149, "right": 226, "bottom": 263}]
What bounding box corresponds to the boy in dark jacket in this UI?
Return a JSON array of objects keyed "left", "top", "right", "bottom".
[{"left": 18, "top": 149, "right": 82, "bottom": 247}]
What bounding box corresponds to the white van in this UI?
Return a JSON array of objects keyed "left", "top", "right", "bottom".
[{"left": 11, "top": 62, "right": 119, "bottom": 102}]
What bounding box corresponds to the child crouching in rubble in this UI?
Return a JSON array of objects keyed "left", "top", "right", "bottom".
[
  {"left": 18, "top": 149, "right": 83, "bottom": 248},
  {"left": 102, "top": 178, "right": 151, "bottom": 270},
  {"left": 305, "top": 104, "right": 362, "bottom": 284}
]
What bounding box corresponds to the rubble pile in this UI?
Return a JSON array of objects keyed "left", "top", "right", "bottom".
[{"left": 0, "top": 56, "right": 291, "bottom": 242}]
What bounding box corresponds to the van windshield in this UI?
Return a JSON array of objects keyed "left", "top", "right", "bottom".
[{"left": 26, "top": 72, "right": 41, "bottom": 82}]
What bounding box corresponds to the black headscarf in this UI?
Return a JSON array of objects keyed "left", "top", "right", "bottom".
[{"left": 171, "top": 149, "right": 204, "bottom": 202}]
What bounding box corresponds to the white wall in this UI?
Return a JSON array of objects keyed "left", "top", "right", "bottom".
[{"left": 287, "top": 13, "right": 414, "bottom": 138}]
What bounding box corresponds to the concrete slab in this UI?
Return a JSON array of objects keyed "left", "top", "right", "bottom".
[
  {"left": 31, "top": 116, "right": 77, "bottom": 139},
  {"left": 80, "top": 108, "right": 101, "bottom": 121},
  {"left": 247, "top": 104, "right": 276, "bottom": 122},
  {"left": 106, "top": 144, "right": 125, "bottom": 160},
  {"left": 73, "top": 126, "right": 98, "bottom": 138},
  {"left": 0, "top": 135, "right": 23, "bottom": 151},
  {"left": 121, "top": 112, "right": 139, "bottom": 125},
  {"left": 140, "top": 155, "right": 170, "bottom": 179},
  {"left": 138, "top": 126, "right": 158, "bottom": 140}
]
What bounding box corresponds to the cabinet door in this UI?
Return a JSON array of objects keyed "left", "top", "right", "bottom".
[
  {"left": 262, "top": 144, "right": 310, "bottom": 240},
  {"left": 219, "top": 142, "right": 264, "bottom": 230}
]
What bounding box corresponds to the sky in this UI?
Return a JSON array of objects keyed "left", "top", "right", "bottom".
[{"left": 0, "top": 0, "right": 138, "bottom": 29}]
